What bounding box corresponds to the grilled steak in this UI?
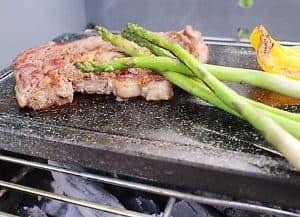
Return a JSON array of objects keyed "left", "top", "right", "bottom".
[{"left": 13, "top": 25, "right": 209, "bottom": 110}]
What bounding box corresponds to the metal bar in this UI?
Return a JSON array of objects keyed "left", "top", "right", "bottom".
[
  {"left": 0, "top": 67, "right": 12, "bottom": 81},
  {"left": 203, "top": 36, "right": 300, "bottom": 46},
  {"left": 0, "top": 167, "right": 31, "bottom": 198},
  {"left": 0, "top": 155, "right": 299, "bottom": 217},
  {"left": 204, "top": 36, "right": 248, "bottom": 43},
  {"left": 0, "top": 180, "right": 150, "bottom": 217},
  {"left": 0, "top": 211, "right": 18, "bottom": 217},
  {"left": 205, "top": 41, "right": 252, "bottom": 47},
  {"left": 162, "top": 197, "right": 176, "bottom": 217}
]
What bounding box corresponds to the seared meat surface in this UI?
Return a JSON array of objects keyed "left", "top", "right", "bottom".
[{"left": 13, "top": 25, "right": 208, "bottom": 110}]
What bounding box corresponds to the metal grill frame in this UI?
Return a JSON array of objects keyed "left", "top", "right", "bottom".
[{"left": 0, "top": 154, "right": 299, "bottom": 217}]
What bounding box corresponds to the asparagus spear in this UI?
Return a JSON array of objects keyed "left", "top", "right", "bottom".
[
  {"left": 126, "top": 23, "right": 300, "bottom": 169},
  {"left": 76, "top": 55, "right": 300, "bottom": 99},
  {"left": 75, "top": 57, "right": 192, "bottom": 76},
  {"left": 204, "top": 64, "right": 300, "bottom": 100}
]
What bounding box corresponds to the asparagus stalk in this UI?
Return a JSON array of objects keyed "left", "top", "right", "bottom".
[
  {"left": 76, "top": 55, "right": 300, "bottom": 99},
  {"left": 126, "top": 23, "right": 300, "bottom": 169},
  {"left": 75, "top": 57, "right": 192, "bottom": 75},
  {"left": 204, "top": 64, "right": 300, "bottom": 100}
]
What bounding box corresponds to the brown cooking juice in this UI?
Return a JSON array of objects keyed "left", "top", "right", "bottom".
[{"left": 249, "top": 88, "right": 300, "bottom": 106}]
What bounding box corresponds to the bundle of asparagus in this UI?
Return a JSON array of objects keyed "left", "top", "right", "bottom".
[{"left": 75, "top": 24, "right": 300, "bottom": 170}]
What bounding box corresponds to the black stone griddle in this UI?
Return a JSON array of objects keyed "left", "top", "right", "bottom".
[{"left": 0, "top": 33, "right": 300, "bottom": 209}]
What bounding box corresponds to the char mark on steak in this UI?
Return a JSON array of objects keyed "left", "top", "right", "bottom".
[{"left": 13, "top": 25, "right": 209, "bottom": 110}]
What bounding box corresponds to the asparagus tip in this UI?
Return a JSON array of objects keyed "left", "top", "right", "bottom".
[
  {"left": 95, "top": 26, "right": 113, "bottom": 41},
  {"left": 127, "top": 23, "right": 137, "bottom": 28},
  {"left": 74, "top": 62, "right": 94, "bottom": 72},
  {"left": 74, "top": 62, "right": 83, "bottom": 68}
]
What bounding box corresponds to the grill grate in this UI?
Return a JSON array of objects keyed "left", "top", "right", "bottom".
[{"left": 0, "top": 154, "right": 299, "bottom": 217}]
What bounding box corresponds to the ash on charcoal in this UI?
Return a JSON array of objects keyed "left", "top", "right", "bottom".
[
  {"left": 123, "top": 194, "right": 160, "bottom": 214},
  {"left": 19, "top": 206, "right": 48, "bottom": 217},
  {"left": 106, "top": 183, "right": 163, "bottom": 215},
  {"left": 41, "top": 161, "right": 124, "bottom": 217}
]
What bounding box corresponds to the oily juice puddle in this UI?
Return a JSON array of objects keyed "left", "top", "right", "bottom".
[{"left": 249, "top": 88, "right": 300, "bottom": 106}]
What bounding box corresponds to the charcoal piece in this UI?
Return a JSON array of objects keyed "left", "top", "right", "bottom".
[
  {"left": 124, "top": 194, "right": 160, "bottom": 214},
  {"left": 19, "top": 206, "right": 48, "bottom": 217},
  {"left": 42, "top": 160, "right": 125, "bottom": 217},
  {"left": 171, "top": 200, "right": 224, "bottom": 217},
  {"left": 224, "top": 208, "right": 272, "bottom": 217},
  {"left": 41, "top": 198, "right": 69, "bottom": 217}
]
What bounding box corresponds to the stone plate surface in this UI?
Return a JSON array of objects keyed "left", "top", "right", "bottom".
[{"left": 0, "top": 33, "right": 299, "bottom": 209}]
